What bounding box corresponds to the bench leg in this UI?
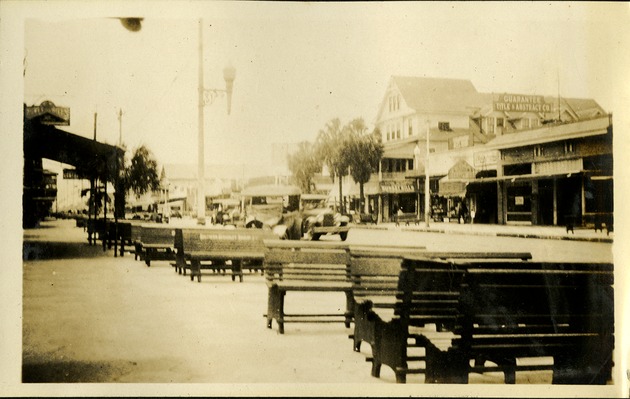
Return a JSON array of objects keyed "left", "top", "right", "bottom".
[
  {"left": 231, "top": 261, "right": 244, "bottom": 282},
  {"left": 190, "top": 259, "right": 202, "bottom": 282},
  {"left": 370, "top": 359, "right": 382, "bottom": 378},
  {"left": 552, "top": 352, "right": 612, "bottom": 385},
  {"left": 267, "top": 285, "right": 285, "bottom": 334},
  {"left": 344, "top": 291, "right": 354, "bottom": 329},
  {"left": 145, "top": 249, "right": 152, "bottom": 267},
  {"left": 425, "top": 347, "right": 468, "bottom": 384}
]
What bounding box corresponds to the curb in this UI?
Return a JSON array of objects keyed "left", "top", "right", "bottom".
[{"left": 352, "top": 224, "right": 613, "bottom": 244}]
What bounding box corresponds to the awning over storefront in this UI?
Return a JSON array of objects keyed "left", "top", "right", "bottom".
[
  {"left": 438, "top": 177, "right": 468, "bottom": 197},
  {"left": 328, "top": 180, "right": 380, "bottom": 199}
]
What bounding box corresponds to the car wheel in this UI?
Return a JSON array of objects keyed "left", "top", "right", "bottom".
[{"left": 246, "top": 220, "right": 263, "bottom": 229}]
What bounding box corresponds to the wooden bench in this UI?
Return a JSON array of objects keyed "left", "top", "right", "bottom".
[
  {"left": 86, "top": 218, "right": 110, "bottom": 247},
  {"left": 356, "top": 213, "right": 377, "bottom": 225},
  {"left": 130, "top": 223, "right": 144, "bottom": 261},
  {"left": 349, "top": 250, "right": 532, "bottom": 358},
  {"left": 395, "top": 213, "right": 420, "bottom": 226},
  {"left": 182, "top": 228, "right": 276, "bottom": 283},
  {"left": 371, "top": 257, "right": 614, "bottom": 384},
  {"left": 171, "top": 227, "right": 260, "bottom": 277},
  {"left": 263, "top": 240, "right": 352, "bottom": 334},
  {"left": 103, "top": 220, "right": 140, "bottom": 257},
  {"left": 566, "top": 214, "right": 614, "bottom": 236},
  {"left": 424, "top": 260, "right": 614, "bottom": 385},
  {"left": 137, "top": 225, "right": 177, "bottom": 267}
]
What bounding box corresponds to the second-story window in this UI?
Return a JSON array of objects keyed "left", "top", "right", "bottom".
[
  {"left": 438, "top": 121, "right": 450, "bottom": 131},
  {"left": 487, "top": 117, "right": 495, "bottom": 134},
  {"left": 564, "top": 141, "right": 574, "bottom": 154},
  {"left": 522, "top": 118, "right": 530, "bottom": 129},
  {"left": 497, "top": 118, "right": 504, "bottom": 128}
]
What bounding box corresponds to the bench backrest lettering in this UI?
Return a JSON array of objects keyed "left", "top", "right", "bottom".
[{"left": 139, "top": 225, "right": 177, "bottom": 246}]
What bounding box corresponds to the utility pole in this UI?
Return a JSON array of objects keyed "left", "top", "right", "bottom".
[
  {"left": 424, "top": 121, "right": 430, "bottom": 228},
  {"left": 197, "top": 18, "right": 206, "bottom": 225},
  {"left": 114, "top": 108, "right": 123, "bottom": 257}
]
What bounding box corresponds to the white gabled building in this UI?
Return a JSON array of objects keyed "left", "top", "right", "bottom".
[{"left": 365, "top": 75, "right": 610, "bottom": 226}]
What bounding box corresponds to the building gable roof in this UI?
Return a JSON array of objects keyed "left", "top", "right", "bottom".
[{"left": 393, "top": 76, "right": 480, "bottom": 114}]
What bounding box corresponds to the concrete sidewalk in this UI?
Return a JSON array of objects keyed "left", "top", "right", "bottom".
[{"left": 363, "top": 220, "right": 613, "bottom": 244}]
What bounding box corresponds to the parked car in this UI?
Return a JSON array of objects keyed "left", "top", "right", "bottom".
[
  {"left": 300, "top": 193, "right": 350, "bottom": 241},
  {"left": 240, "top": 184, "right": 302, "bottom": 240}
]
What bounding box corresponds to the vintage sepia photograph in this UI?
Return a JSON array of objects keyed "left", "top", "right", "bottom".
[{"left": 2, "top": 1, "right": 629, "bottom": 397}]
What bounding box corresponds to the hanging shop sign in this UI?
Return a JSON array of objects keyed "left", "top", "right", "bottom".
[
  {"left": 447, "top": 160, "right": 476, "bottom": 180},
  {"left": 25, "top": 101, "right": 71, "bottom": 125},
  {"left": 380, "top": 180, "right": 416, "bottom": 194},
  {"left": 493, "top": 94, "right": 552, "bottom": 113},
  {"left": 63, "top": 168, "right": 81, "bottom": 179}
]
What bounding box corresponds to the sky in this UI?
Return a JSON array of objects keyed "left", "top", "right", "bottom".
[{"left": 11, "top": 1, "right": 630, "bottom": 171}]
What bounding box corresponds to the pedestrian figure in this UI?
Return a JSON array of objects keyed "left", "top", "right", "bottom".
[
  {"left": 459, "top": 201, "right": 468, "bottom": 224},
  {"left": 396, "top": 207, "right": 403, "bottom": 227}
]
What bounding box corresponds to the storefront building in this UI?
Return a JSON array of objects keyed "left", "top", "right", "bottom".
[
  {"left": 370, "top": 76, "right": 611, "bottom": 226},
  {"left": 491, "top": 115, "right": 613, "bottom": 227}
]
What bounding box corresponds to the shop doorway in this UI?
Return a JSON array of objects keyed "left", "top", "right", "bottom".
[{"left": 537, "top": 179, "right": 555, "bottom": 225}]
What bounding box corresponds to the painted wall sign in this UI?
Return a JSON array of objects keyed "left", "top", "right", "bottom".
[{"left": 493, "top": 94, "right": 552, "bottom": 113}]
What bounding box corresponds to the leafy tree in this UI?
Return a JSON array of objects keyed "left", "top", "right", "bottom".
[
  {"left": 315, "top": 118, "right": 353, "bottom": 213},
  {"left": 347, "top": 125, "right": 384, "bottom": 214},
  {"left": 287, "top": 141, "right": 321, "bottom": 194},
  {"left": 116, "top": 145, "right": 160, "bottom": 218}
]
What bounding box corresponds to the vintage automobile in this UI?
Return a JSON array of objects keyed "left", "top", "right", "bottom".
[
  {"left": 240, "top": 184, "right": 302, "bottom": 240},
  {"left": 211, "top": 198, "right": 241, "bottom": 225},
  {"left": 300, "top": 193, "right": 350, "bottom": 241}
]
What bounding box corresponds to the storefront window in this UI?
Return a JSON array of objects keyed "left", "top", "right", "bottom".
[{"left": 506, "top": 182, "right": 532, "bottom": 222}]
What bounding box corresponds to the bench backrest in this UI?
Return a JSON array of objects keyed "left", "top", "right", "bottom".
[
  {"left": 264, "top": 247, "right": 350, "bottom": 284},
  {"left": 182, "top": 228, "right": 276, "bottom": 254},
  {"left": 138, "top": 225, "right": 177, "bottom": 246},
  {"left": 397, "top": 258, "right": 468, "bottom": 329},
  {"left": 130, "top": 223, "right": 143, "bottom": 243},
  {"left": 349, "top": 248, "right": 429, "bottom": 300},
  {"left": 349, "top": 250, "right": 531, "bottom": 302},
  {"left": 398, "top": 257, "right": 614, "bottom": 342},
  {"left": 455, "top": 261, "right": 614, "bottom": 338},
  {"left": 264, "top": 239, "right": 349, "bottom": 251}
]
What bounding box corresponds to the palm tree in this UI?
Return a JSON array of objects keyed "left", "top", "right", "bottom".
[
  {"left": 315, "top": 118, "right": 352, "bottom": 213},
  {"left": 347, "top": 126, "right": 383, "bottom": 214}
]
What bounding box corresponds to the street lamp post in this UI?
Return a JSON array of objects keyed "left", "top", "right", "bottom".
[
  {"left": 197, "top": 18, "right": 236, "bottom": 225},
  {"left": 414, "top": 143, "right": 421, "bottom": 222},
  {"left": 424, "top": 121, "right": 430, "bottom": 228}
]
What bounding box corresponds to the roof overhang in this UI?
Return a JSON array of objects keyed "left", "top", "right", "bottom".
[{"left": 24, "top": 120, "right": 123, "bottom": 180}]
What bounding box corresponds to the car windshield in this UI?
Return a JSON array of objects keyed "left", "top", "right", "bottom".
[{"left": 303, "top": 199, "right": 327, "bottom": 210}]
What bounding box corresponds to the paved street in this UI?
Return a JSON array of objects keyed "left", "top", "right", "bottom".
[{"left": 13, "top": 219, "right": 622, "bottom": 397}]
